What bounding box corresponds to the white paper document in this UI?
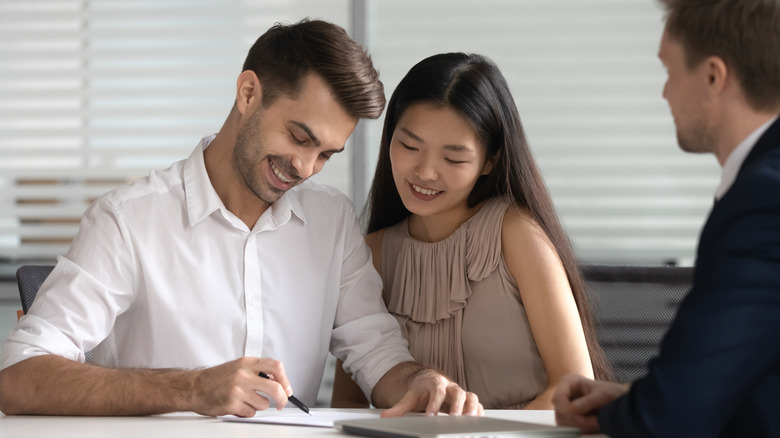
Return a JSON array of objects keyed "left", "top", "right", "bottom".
[{"left": 219, "top": 408, "right": 381, "bottom": 428}]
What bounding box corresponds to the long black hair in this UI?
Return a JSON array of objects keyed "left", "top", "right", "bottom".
[{"left": 365, "top": 53, "right": 611, "bottom": 381}]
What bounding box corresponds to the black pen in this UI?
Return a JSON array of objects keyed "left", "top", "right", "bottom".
[{"left": 258, "top": 372, "right": 311, "bottom": 415}]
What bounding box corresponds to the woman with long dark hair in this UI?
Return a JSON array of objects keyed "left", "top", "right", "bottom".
[{"left": 332, "top": 53, "right": 610, "bottom": 409}]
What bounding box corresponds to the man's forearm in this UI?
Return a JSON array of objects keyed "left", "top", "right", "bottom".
[
  {"left": 371, "top": 361, "right": 482, "bottom": 417},
  {"left": 0, "top": 354, "right": 194, "bottom": 415},
  {"left": 371, "top": 361, "right": 426, "bottom": 408}
]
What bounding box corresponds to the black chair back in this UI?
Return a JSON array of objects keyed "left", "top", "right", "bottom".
[
  {"left": 581, "top": 263, "right": 693, "bottom": 383},
  {"left": 16, "top": 264, "right": 94, "bottom": 362},
  {"left": 16, "top": 265, "right": 55, "bottom": 314}
]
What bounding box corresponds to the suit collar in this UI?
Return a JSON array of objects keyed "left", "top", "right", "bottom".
[
  {"left": 739, "top": 116, "right": 780, "bottom": 173},
  {"left": 699, "top": 115, "right": 780, "bottom": 258},
  {"left": 715, "top": 116, "right": 778, "bottom": 200}
]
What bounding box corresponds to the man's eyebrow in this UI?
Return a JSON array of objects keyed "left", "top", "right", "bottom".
[
  {"left": 290, "top": 121, "right": 321, "bottom": 146},
  {"left": 399, "top": 127, "right": 424, "bottom": 143}
]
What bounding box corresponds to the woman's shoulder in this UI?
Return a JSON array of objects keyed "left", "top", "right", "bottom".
[
  {"left": 502, "top": 204, "right": 545, "bottom": 238},
  {"left": 466, "top": 198, "right": 545, "bottom": 245},
  {"left": 500, "top": 204, "right": 558, "bottom": 266}
]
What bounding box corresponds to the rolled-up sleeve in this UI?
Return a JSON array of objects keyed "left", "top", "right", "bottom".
[
  {"left": 1, "top": 198, "right": 136, "bottom": 370},
  {"left": 329, "top": 205, "right": 413, "bottom": 400}
]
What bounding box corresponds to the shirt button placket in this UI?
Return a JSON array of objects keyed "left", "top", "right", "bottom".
[{"left": 243, "top": 233, "right": 264, "bottom": 357}]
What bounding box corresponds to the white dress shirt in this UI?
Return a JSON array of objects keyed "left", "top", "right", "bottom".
[
  {"left": 1, "top": 134, "right": 413, "bottom": 406},
  {"left": 715, "top": 116, "right": 778, "bottom": 200}
]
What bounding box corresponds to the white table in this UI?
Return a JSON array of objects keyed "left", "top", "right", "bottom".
[{"left": 0, "top": 409, "right": 606, "bottom": 437}]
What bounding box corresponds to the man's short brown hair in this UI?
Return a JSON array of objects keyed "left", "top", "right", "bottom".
[
  {"left": 242, "top": 19, "right": 385, "bottom": 119},
  {"left": 660, "top": 0, "right": 780, "bottom": 111}
]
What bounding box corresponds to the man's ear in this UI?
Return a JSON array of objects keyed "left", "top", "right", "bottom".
[
  {"left": 235, "top": 70, "right": 263, "bottom": 116},
  {"left": 704, "top": 55, "right": 728, "bottom": 95},
  {"left": 482, "top": 151, "right": 500, "bottom": 175}
]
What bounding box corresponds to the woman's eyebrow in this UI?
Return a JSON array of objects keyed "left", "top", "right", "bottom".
[
  {"left": 399, "top": 127, "right": 424, "bottom": 143},
  {"left": 443, "top": 144, "right": 471, "bottom": 152}
]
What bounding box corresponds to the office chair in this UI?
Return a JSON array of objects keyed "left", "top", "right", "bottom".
[
  {"left": 16, "top": 264, "right": 55, "bottom": 315},
  {"left": 16, "top": 264, "right": 93, "bottom": 362},
  {"left": 581, "top": 263, "right": 694, "bottom": 383}
]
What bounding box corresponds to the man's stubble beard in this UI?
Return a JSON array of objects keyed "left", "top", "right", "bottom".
[{"left": 232, "top": 109, "right": 285, "bottom": 205}]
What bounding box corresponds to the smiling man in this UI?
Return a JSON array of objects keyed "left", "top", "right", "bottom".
[
  {"left": 0, "top": 19, "right": 481, "bottom": 418},
  {"left": 553, "top": 1, "right": 780, "bottom": 437}
]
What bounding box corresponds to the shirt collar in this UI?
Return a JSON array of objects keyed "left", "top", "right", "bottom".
[
  {"left": 256, "top": 186, "right": 308, "bottom": 231},
  {"left": 183, "top": 134, "right": 225, "bottom": 227},
  {"left": 715, "top": 116, "right": 778, "bottom": 200},
  {"left": 183, "top": 133, "right": 307, "bottom": 228}
]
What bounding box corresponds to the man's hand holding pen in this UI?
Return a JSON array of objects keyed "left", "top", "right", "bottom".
[
  {"left": 188, "top": 357, "right": 296, "bottom": 418},
  {"left": 259, "top": 371, "right": 310, "bottom": 415}
]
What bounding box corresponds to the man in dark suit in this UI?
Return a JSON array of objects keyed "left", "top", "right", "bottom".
[{"left": 553, "top": 0, "right": 780, "bottom": 436}]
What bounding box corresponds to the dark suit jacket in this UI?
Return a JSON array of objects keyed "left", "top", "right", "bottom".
[{"left": 599, "top": 117, "right": 780, "bottom": 437}]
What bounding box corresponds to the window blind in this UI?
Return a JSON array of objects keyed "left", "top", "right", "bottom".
[
  {"left": 2, "top": 0, "right": 721, "bottom": 268},
  {"left": 364, "top": 0, "right": 720, "bottom": 265},
  {"left": 0, "top": 0, "right": 349, "bottom": 265}
]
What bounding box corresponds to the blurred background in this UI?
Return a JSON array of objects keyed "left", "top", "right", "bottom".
[{"left": 0, "top": 0, "right": 719, "bottom": 403}]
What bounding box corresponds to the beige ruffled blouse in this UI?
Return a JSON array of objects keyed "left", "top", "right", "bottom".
[{"left": 380, "top": 197, "right": 548, "bottom": 409}]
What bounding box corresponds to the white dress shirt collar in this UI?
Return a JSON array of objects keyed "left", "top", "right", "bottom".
[
  {"left": 183, "top": 133, "right": 307, "bottom": 229},
  {"left": 715, "top": 116, "right": 778, "bottom": 200}
]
